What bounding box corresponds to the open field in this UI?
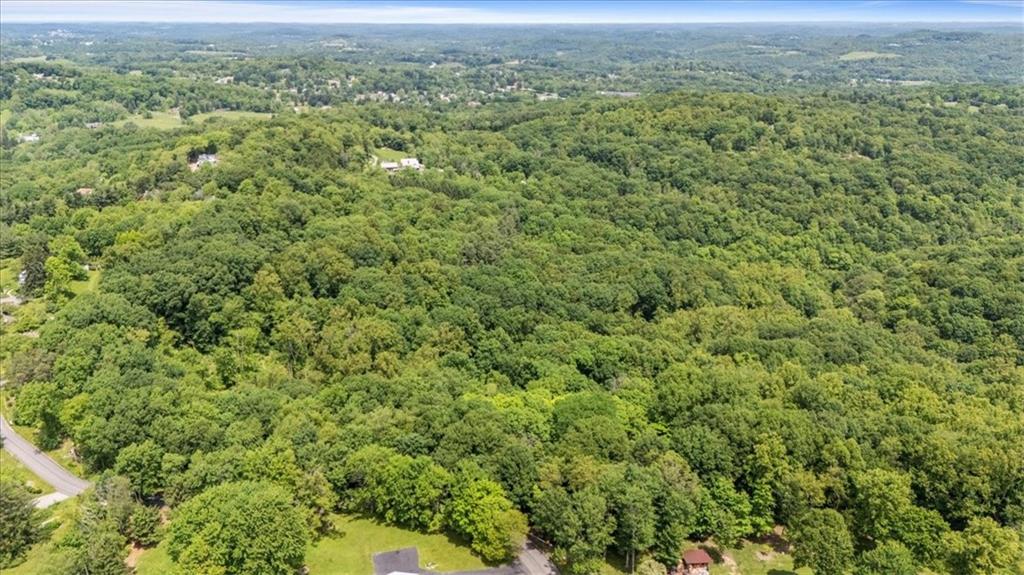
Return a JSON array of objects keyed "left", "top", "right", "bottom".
[
  {"left": 375, "top": 147, "right": 408, "bottom": 161},
  {"left": 306, "top": 514, "right": 487, "bottom": 574},
  {"left": 70, "top": 269, "right": 101, "bottom": 296},
  {"left": 190, "top": 110, "right": 273, "bottom": 123},
  {"left": 113, "top": 110, "right": 182, "bottom": 130},
  {"left": 136, "top": 512, "right": 487, "bottom": 575},
  {"left": 839, "top": 51, "right": 899, "bottom": 61}
]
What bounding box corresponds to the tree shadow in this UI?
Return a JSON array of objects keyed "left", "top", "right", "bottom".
[{"left": 751, "top": 528, "right": 791, "bottom": 554}]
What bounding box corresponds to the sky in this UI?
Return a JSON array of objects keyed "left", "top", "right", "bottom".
[{"left": 1, "top": 0, "right": 1022, "bottom": 24}]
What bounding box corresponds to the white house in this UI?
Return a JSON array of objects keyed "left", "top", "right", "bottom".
[
  {"left": 399, "top": 158, "right": 422, "bottom": 170},
  {"left": 18, "top": 132, "right": 40, "bottom": 143}
]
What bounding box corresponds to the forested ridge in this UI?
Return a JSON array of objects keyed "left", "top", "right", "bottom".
[{"left": 2, "top": 24, "right": 1023, "bottom": 575}]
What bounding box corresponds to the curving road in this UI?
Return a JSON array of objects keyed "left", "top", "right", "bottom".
[{"left": 1, "top": 415, "right": 91, "bottom": 500}]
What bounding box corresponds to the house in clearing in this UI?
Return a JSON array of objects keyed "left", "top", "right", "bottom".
[
  {"left": 189, "top": 153, "right": 219, "bottom": 172},
  {"left": 675, "top": 549, "right": 712, "bottom": 575},
  {"left": 18, "top": 132, "right": 40, "bottom": 143},
  {"left": 76, "top": 187, "right": 95, "bottom": 197},
  {"left": 381, "top": 158, "right": 423, "bottom": 173},
  {"left": 399, "top": 158, "right": 422, "bottom": 170}
]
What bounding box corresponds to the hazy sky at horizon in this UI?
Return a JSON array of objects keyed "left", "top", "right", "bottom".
[{"left": 2, "top": 0, "right": 1022, "bottom": 24}]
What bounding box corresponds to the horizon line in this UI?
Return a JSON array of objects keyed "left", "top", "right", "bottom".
[{"left": 5, "top": 20, "right": 1021, "bottom": 25}]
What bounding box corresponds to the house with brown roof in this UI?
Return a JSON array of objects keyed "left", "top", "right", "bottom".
[{"left": 676, "top": 549, "right": 712, "bottom": 575}]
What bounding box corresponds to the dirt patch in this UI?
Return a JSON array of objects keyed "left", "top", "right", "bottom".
[
  {"left": 125, "top": 543, "right": 145, "bottom": 568},
  {"left": 721, "top": 553, "right": 738, "bottom": 575}
]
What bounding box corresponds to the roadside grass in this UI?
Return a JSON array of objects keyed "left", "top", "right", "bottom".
[
  {"left": 839, "top": 51, "right": 899, "bottom": 61},
  {"left": 113, "top": 110, "right": 182, "bottom": 130},
  {"left": 0, "top": 449, "right": 55, "bottom": 495},
  {"left": 5, "top": 418, "right": 87, "bottom": 478},
  {"left": 2, "top": 498, "right": 80, "bottom": 575},
  {"left": 189, "top": 110, "right": 272, "bottom": 123}
]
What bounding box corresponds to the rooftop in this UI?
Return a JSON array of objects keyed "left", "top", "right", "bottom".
[{"left": 682, "top": 549, "right": 713, "bottom": 565}]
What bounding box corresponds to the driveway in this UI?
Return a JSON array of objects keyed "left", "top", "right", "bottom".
[
  {"left": 0, "top": 415, "right": 91, "bottom": 497},
  {"left": 373, "top": 542, "right": 556, "bottom": 575}
]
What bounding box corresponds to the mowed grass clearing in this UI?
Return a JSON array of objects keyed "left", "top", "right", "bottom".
[
  {"left": 70, "top": 269, "right": 101, "bottom": 296},
  {"left": 600, "top": 540, "right": 810, "bottom": 575},
  {"left": 190, "top": 110, "right": 272, "bottom": 123},
  {"left": 113, "top": 110, "right": 183, "bottom": 130},
  {"left": 306, "top": 514, "right": 487, "bottom": 574},
  {"left": 136, "top": 512, "right": 487, "bottom": 575},
  {"left": 134, "top": 540, "right": 176, "bottom": 575},
  {"left": 375, "top": 147, "right": 408, "bottom": 162},
  {"left": 839, "top": 51, "right": 899, "bottom": 61}
]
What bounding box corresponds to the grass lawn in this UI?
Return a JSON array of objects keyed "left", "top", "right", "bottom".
[
  {"left": 2, "top": 498, "right": 80, "bottom": 575},
  {"left": 839, "top": 51, "right": 899, "bottom": 61},
  {"left": 0, "top": 257, "right": 19, "bottom": 292},
  {"left": 709, "top": 541, "right": 810, "bottom": 575},
  {"left": 134, "top": 540, "right": 176, "bottom": 575},
  {"left": 113, "top": 110, "right": 183, "bottom": 130},
  {"left": 0, "top": 449, "right": 55, "bottom": 495},
  {"left": 600, "top": 540, "right": 809, "bottom": 575},
  {"left": 374, "top": 147, "right": 408, "bottom": 162},
  {"left": 305, "top": 513, "right": 487, "bottom": 574},
  {"left": 189, "top": 110, "right": 272, "bottom": 123},
  {"left": 137, "top": 513, "right": 488, "bottom": 575},
  {"left": 70, "top": 269, "right": 101, "bottom": 296}
]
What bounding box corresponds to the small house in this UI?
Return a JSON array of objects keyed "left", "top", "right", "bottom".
[
  {"left": 399, "top": 158, "right": 422, "bottom": 170},
  {"left": 18, "top": 132, "right": 40, "bottom": 143},
  {"left": 380, "top": 161, "right": 399, "bottom": 172},
  {"left": 190, "top": 153, "right": 219, "bottom": 172},
  {"left": 676, "top": 549, "right": 712, "bottom": 575},
  {"left": 76, "top": 187, "right": 94, "bottom": 197},
  {"left": 85, "top": 122, "right": 103, "bottom": 129}
]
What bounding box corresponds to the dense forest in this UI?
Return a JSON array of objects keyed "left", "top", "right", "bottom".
[{"left": 1, "top": 23, "right": 1023, "bottom": 575}]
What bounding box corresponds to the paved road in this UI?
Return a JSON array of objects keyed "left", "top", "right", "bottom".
[
  {"left": 0, "top": 415, "right": 91, "bottom": 497},
  {"left": 518, "top": 538, "right": 558, "bottom": 575}
]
